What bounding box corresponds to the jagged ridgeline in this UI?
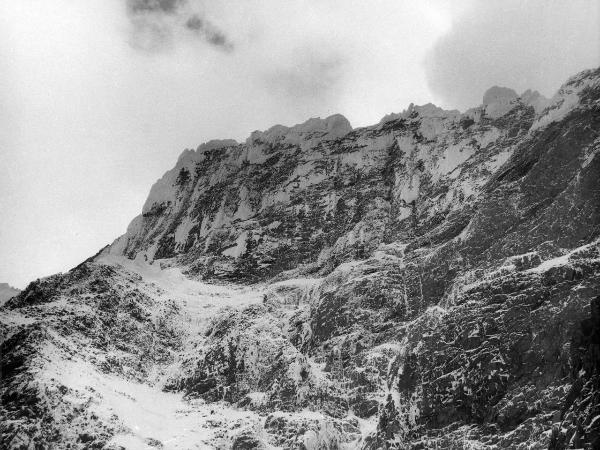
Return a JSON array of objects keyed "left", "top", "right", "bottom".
[{"left": 1, "top": 68, "right": 600, "bottom": 449}]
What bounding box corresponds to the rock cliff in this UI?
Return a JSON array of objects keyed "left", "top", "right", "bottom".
[{"left": 1, "top": 67, "right": 599, "bottom": 449}]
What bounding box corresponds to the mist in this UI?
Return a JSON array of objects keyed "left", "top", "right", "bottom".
[{"left": 424, "top": 0, "right": 600, "bottom": 109}]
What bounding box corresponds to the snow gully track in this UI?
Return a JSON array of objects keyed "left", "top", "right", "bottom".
[{"left": 1, "top": 256, "right": 376, "bottom": 448}]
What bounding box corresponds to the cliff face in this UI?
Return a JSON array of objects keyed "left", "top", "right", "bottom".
[
  {"left": 110, "top": 68, "right": 597, "bottom": 284},
  {"left": 1, "top": 68, "right": 600, "bottom": 449},
  {"left": 109, "top": 92, "right": 533, "bottom": 282}
]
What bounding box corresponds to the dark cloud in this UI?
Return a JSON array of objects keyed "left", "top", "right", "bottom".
[
  {"left": 424, "top": 0, "right": 600, "bottom": 110},
  {"left": 184, "top": 14, "right": 203, "bottom": 30},
  {"left": 126, "top": 0, "right": 233, "bottom": 52},
  {"left": 127, "top": 0, "right": 184, "bottom": 15},
  {"left": 185, "top": 15, "right": 233, "bottom": 51}
]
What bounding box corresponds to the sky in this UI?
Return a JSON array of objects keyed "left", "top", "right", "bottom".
[{"left": 1, "top": 0, "right": 599, "bottom": 289}]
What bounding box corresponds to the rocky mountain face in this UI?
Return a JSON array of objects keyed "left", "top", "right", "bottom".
[{"left": 1, "top": 67, "right": 599, "bottom": 449}]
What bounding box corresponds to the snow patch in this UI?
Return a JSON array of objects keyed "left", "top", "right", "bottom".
[
  {"left": 530, "top": 71, "right": 599, "bottom": 132},
  {"left": 222, "top": 231, "right": 248, "bottom": 258},
  {"left": 247, "top": 114, "right": 352, "bottom": 146},
  {"left": 174, "top": 216, "right": 196, "bottom": 247}
]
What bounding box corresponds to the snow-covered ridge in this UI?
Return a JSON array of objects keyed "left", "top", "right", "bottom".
[
  {"left": 379, "top": 102, "right": 460, "bottom": 124},
  {"left": 530, "top": 67, "right": 600, "bottom": 131},
  {"left": 247, "top": 114, "right": 353, "bottom": 145},
  {"left": 109, "top": 68, "right": 600, "bottom": 274}
]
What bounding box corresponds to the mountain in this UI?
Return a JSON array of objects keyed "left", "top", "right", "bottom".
[
  {"left": 1, "top": 67, "right": 599, "bottom": 449},
  {"left": 0, "top": 283, "right": 20, "bottom": 305}
]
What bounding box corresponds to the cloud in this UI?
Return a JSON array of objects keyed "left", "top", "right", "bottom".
[
  {"left": 185, "top": 14, "right": 232, "bottom": 51},
  {"left": 127, "top": 0, "right": 183, "bottom": 15},
  {"left": 262, "top": 46, "right": 347, "bottom": 117},
  {"left": 126, "top": 0, "right": 233, "bottom": 52},
  {"left": 268, "top": 51, "right": 345, "bottom": 100},
  {"left": 424, "top": 0, "right": 600, "bottom": 110}
]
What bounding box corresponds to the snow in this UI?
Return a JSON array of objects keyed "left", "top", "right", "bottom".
[
  {"left": 530, "top": 72, "right": 599, "bottom": 132},
  {"left": 270, "top": 277, "right": 322, "bottom": 289},
  {"left": 380, "top": 103, "right": 460, "bottom": 124},
  {"left": 247, "top": 114, "right": 352, "bottom": 146},
  {"left": 140, "top": 140, "right": 240, "bottom": 217},
  {"left": 238, "top": 145, "right": 268, "bottom": 165},
  {"left": 523, "top": 240, "right": 598, "bottom": 274},
  {"left": 196, "top": 140, "right": 238, "bottom": 155},
  {"left": 5, "top": 69, "right": 600, "bottom": 449},
  {"left": 487, "top": 149, "right": 512, "bottom": 172},
  {"left": 530, "top": 91, "right": 581, "bottom": 132},
  {"left": 142, "top": 168, "right": 179, "bottom": 215},
  {"left": 582, "top": 142, "right": 600, "bottom": 168},
  {"left": 453, "top": 241, "right": 599, "bottom": 297},
  {"left": 267, "top": 277, "right": 322, "bottom": 307},
  {"left": 289, "top": 161, "right": 329, "bottom": 189},
  {"left": 520, "top": 89, "right": 550, "bottom": 114},
  {"left": 39, "top": 340, "right": 260, "bottom": 449},
  {"left": 97, "top": 254, "right": 264, "bottom": 330},
  {"left": 222, "top": 231, "right": 248, "bottom": 258},
  {"left": 245, "top": 392, "right": 267, "bottom": 406},
  {"left": 177, "top": 140, "right": 238, "bottom": 169},
  {"left": 109, "top": 215, "right": 143, "bottom": 256},
  {"left": 174, "top": 216, "right": 196, "bottom": 247},
  {"left": 528, "top": 252, "right": 572, "bottom": 274},
  {"left": 396, "top": 172, "right": 420, "bottom": 204},
  {"left": 422, "top": 305, "right": 448, "bottom": 323},
  {"left": 459, "top": 179, "right": 478, "bottom": 200},
  {"left": 354, "top": 415, "right": 378, "bottom": 445},
  {"left": 15, "top": 254, "right": 277, "bottom": 448},
  {"left": 339, "top": 150, "right": 374, "bottom": 169},
  {"left": 477, "top": 128, "right": 502, "bottom": 149},
  {"left": 0, "top": 310, "right": 37, "bottom": 326},
  {"left": 435, "top": 142, "right": 476, "bottom": 179},
  {"left": 233, "top": 186, "right": 254, "bottom": 221},
  {"left": 260, "top": 190, "right": 291, "bottom": 210}
]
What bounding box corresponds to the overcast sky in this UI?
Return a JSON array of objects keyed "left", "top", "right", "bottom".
[{"left": 1, "top": 0, "right": 598, "bottom": 288}]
